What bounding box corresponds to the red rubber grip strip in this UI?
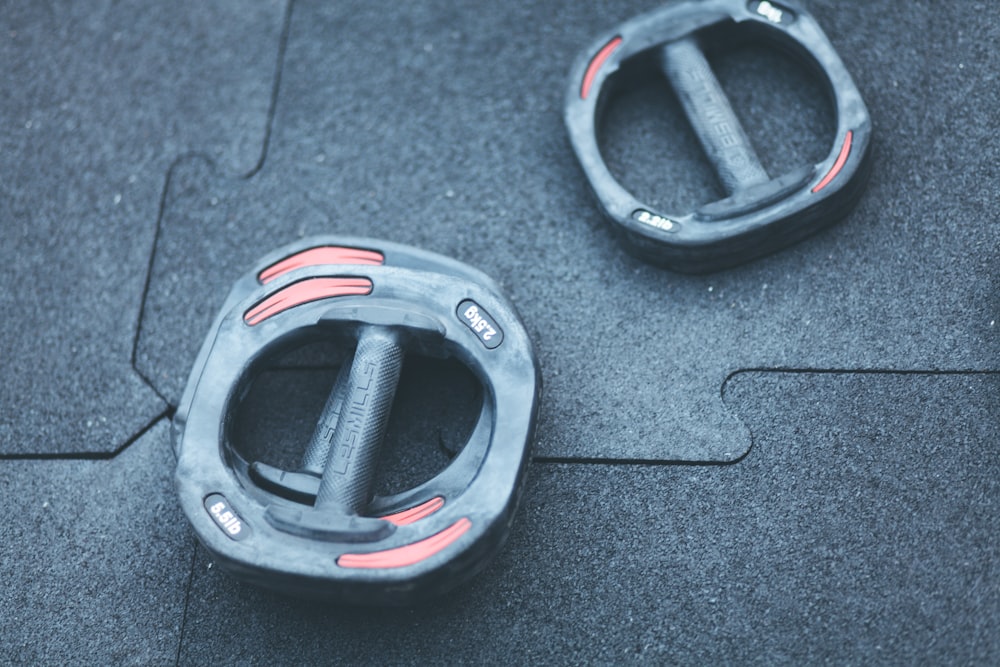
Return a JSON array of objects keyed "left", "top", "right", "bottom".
[
  {"left": 380, "top": 497, "right": 445, "bottom": 526},
  {"left": 581, "top": 36, "right": 622, "bottom": 100},
  {"left": 258, "top": 246, "right": 385, "bottom": 284},
  {"left": 243, "top": 277, "right": 373, "bottom": 326},
  {"left": 337, "top": 518, "right": 472, "bottom": 569},
  {"left": 811, "top": 130, "right": 853, "bottom": 194}
]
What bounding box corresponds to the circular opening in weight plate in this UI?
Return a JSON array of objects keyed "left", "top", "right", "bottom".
[
  {"left": 597, "top": 20, "right": 834, "bottom": 215},
  {"left": 228, "top": 337, "right": 483, "bottom": 501}
]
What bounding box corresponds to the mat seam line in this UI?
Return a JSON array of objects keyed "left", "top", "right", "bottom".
[
  {"left": 243, "top": 0, "right": 294, "bottom": 179},
  {"left": 174, "top": 541, "right": 199, "bottom": 667},
  {"left": 127, "top": 0, "right": 295, "bottom": 458},
  {"left": 0, "top": 409, "right": 170, "bottom": 461}
]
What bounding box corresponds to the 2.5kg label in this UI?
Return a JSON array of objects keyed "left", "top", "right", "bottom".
[{"left": 457, "top": 300, "right": 504, "bottom": 349}]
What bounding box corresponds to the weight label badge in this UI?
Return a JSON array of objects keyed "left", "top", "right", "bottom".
[
  {"left": 748, "top": 1, "right": 795, "bottom": 24},
  {"left": 457, "top": 300, "right": 504, "bottom": 349},
  {"left": 204, "top": 494, "right": 251, "bottom": 541}
]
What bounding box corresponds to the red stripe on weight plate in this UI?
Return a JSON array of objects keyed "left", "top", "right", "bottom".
[
  {"left": 243, "top": 277, "right": 372, "bottom": 326},
  {"left": 812, "top": 130, "right": 853, "bottom": 194},
  {"left": 258, "top": 246, "right": 385, "bottom": 284},
  {"left": 380, "top": 497, "right": 445, "bottom": 526},
  {"left": 581, "top": 36, "right": 622, "bottom": 100},
  {"left": 337, "top": 518, "right": 472, "bottom": 569}
]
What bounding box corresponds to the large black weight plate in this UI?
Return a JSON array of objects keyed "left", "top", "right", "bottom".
[{"left": 174, "top": 261, "right": 540, "bottom": 604}]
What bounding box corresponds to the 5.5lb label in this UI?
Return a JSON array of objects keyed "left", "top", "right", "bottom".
[{"left": 204, "top": 493, "right": 251, "bottom": 541}]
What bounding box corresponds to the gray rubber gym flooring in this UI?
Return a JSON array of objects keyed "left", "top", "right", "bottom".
[{"left": 2, "top": 0, "right": 997, "bottom": 663}]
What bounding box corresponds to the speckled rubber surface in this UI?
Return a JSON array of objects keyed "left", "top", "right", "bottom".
[{"left": 1, "top": 0, "right": 997, "bottom": 662}]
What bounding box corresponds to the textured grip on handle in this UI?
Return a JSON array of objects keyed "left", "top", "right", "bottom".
[
  {"left": 314, "top": 327, "right": 404, "bottom": 515},
  {"left": 658, "top": 36, "right": 770, "bottom": 194},
  {"left": 299, "top": 361, "right": 352, "bottom": 475}
]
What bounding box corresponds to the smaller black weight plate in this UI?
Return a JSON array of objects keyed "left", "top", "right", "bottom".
[{"left": 564, "top": 0, "right": 872, "bottom": 272}]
